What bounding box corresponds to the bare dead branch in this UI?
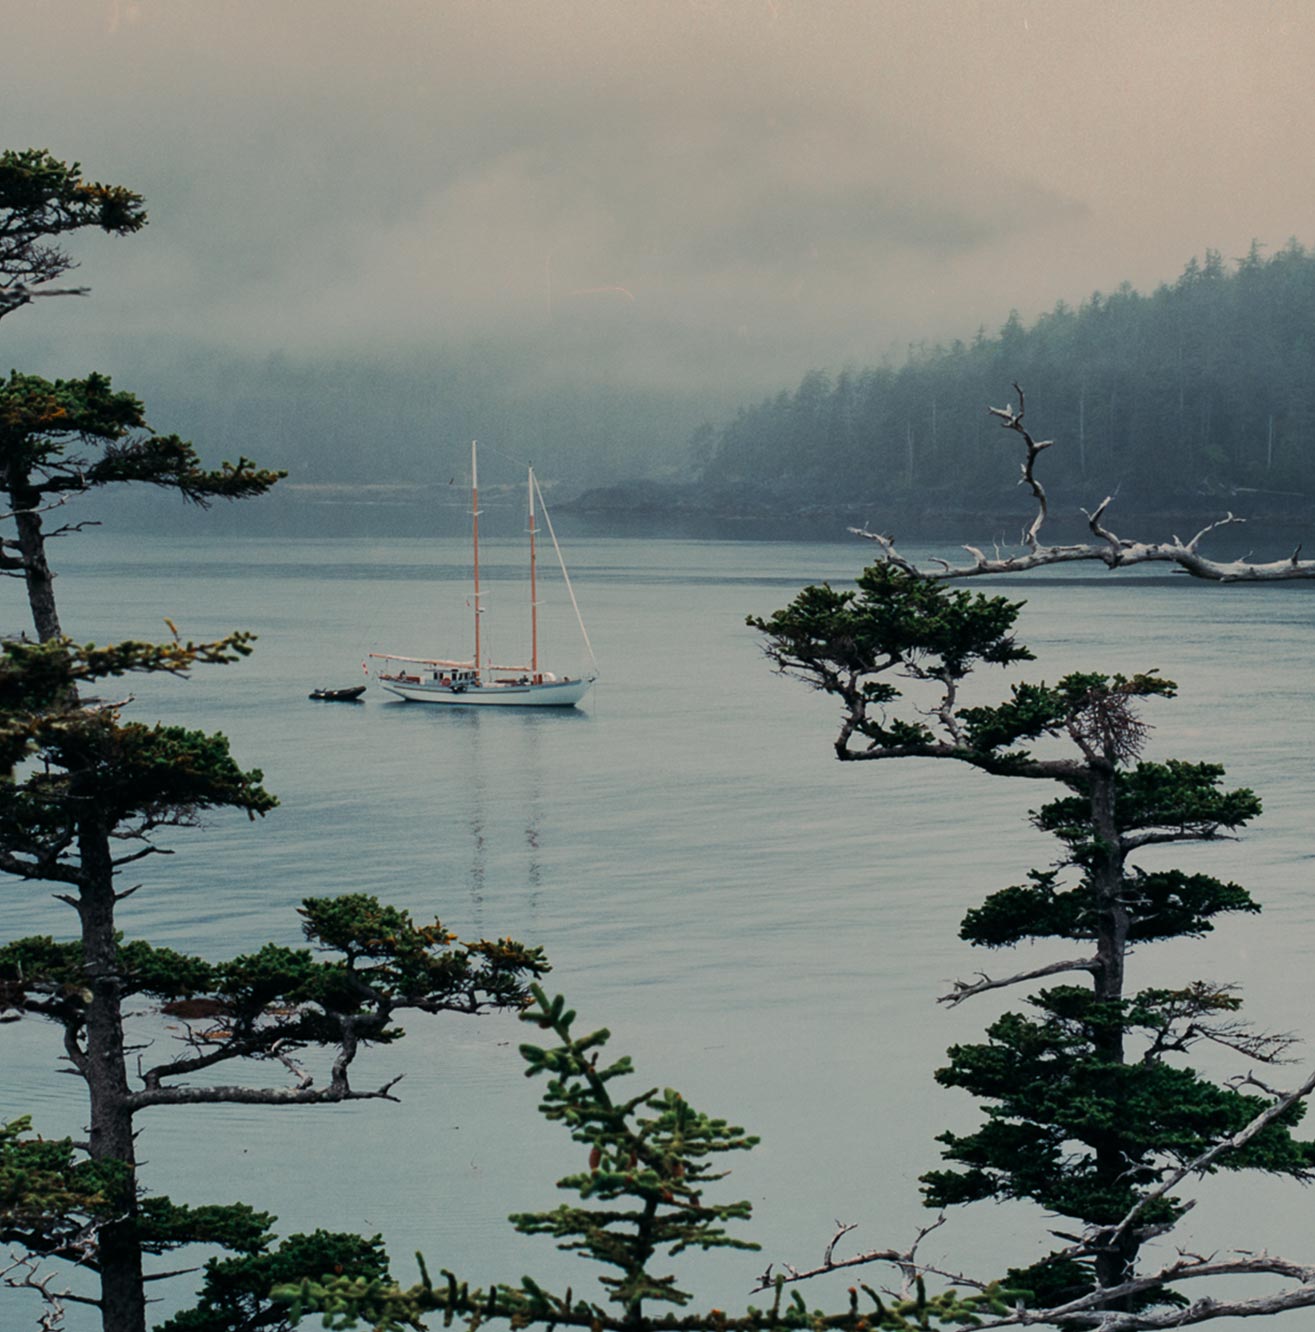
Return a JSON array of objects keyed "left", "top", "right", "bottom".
[
  {"left": 0, "top": 283, "right": 91, "bottom": 307},
  {"left": 821, "top": 1221, "right": 858, "bottom": 1269},
  {"left": 755, "top": 1228, "right": 1315, "bottom": 1330},
  {"left": 1084, "top": 495, "right": 1121, "bottom": 549},
  {"left": 837, "top": 733, "right": 1090, "bottom": 784},
  {"left": 938, "top": 956, "right": 1100, "bottom": 1006},
  {"left": 749, "top": 1214, "right": 969, "bottom": 1296},
  {"left": 1184, "top": 512, "right": 1245, "bottom": 552},
  {"left": 854, "top": 388, "right": 1315, "bottom": 582},
  {"left": 44, "top": 520, "right": 102, "bottom": 541},
  {"left": 269, "top": 1041, "right": 315, "bottom": 1091},
  {"left": 864, "top": 517, "right": 1315, "bottom": 583},
  {"left": 3, "top": 1241, "right": 104, "bottom": 1330},
  {"left": 846, "top": 528, "right": 920, "bottom": 575},
  {"left": 1121, "top": 827, "right": 1237, "bottom": 851},
  {"left": 126, "top": 1072, "right": 405, "bottom": 1110},
  {"left": 0, "top": 849, "right": 86, "bottom": 887},
  {"left": 1136, "top": 985, "right": 1299, "bottom": 1066},
  {"left": 1101, "top": 1064, "right": 1315, "bottom": 1258},
  {"left": 960, "top": 1250, "right": 1315, "bottom": 1330},
  {"left": 108, "top": 845, "right": 170, "bottom": 870},
  {"left": 0, "top": 493, "right": 75, "bottom": 529},
  {"left": 987, "top": 383, "right": 1055, "bottom": 551}
]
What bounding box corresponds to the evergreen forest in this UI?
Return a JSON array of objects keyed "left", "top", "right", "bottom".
[{"left": 673, "top": 243, "right": 1315, "bottom": 529}]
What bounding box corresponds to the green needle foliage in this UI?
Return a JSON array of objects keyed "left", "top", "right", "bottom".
[
  {"left": 958, "top": 866, "right": 1260, "bottom": 947},
  {"left": 0, "top": 1115, "right": 129, "bottom": 1257},
  {"left": 276, "top": 988, "right": 1012, "bottom": 1332},
  {"left": 0, "top": 369, "right": 284, "bottom": 644},
  {"left": 0, "top": 632, "right": 259, "bottom": 774},
  {"left": 512, "top": 984, "right": 760, "bottom": 1312},
  {"left": 1, "top": 895, "right": 546, "bottom": 1068},
  {"left": 156, "top": 1230, "right": 394, "bottom": 1332},
  {"left": 0, "top": 367, "right": 282, "bottom": 646},
  {"left": 0, "top": 883, "right": 546, "bottom": 1330},
  {"left": 0, "top": 148, "right": 146, "bottom": 319},
  {"left": 926, "top": 986, "right": 1313, "bottom": 1212},
  {"left": 0, "top": 370, "right": 283, "bottom": 505},
  {"left": 2, "top": 1110, "right": 395, "bottom": 1331},
  {"left": 754, "top": 564, "right": 1315, "bottom": 1314},
  {"left": 748, "top": 566, "right": 1033, "bottom": 759},
  {"left": 0, "top": 145, "right": 550, "bottom": 1332}
]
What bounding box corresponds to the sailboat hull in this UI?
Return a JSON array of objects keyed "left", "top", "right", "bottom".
[
  {"left": 380, "top": 676, "right": 594, "bottom": 707},
  {"left": 375, "top": 446, "right": 596, "bottom": 707}
]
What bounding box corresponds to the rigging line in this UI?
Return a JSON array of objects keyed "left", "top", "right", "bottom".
[
  {"left": 354, "top": 563, "right": 389, "bottom": 663},
  {"left": 473, "top": 439, "right": 535, "bottom": 472},
  {"left": 532, "top": 471, "right": 598, "bottom": 675}
]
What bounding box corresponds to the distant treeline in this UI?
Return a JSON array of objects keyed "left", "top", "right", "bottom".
[{"left": 661, "top": 241, "right": 1315, "bottom": 529}]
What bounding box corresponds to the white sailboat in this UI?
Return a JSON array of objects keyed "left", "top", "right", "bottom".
[{"left": 371, "top": 443, "right": 597, "bottom": 707}]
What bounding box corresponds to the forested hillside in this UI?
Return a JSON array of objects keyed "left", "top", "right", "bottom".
[{"left": 631, "top": 242, "right": 1315, "bottom": 530}]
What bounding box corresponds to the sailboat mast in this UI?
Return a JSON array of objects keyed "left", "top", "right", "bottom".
[
  {"left": 471, "top": 440, "right": 481, "bottom": 678},
  {"left": 528, "top": 466, "right": 539, "bottom": 678}
]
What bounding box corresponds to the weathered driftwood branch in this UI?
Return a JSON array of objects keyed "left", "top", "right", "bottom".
[
  {"left": 758, "top": 1224, "right": 1315, "bottom": 1330},
  {"left": 126, "top": 1072, "right": 405, "bottom": 1110},
  {"left": 850, "top": 511, "right": 1315, "bottom": 583},
  {"left": 987, "top": 384, "right": 1054, "bottom": 551},
  {"left": 959, "top": 1249, "right": 1315, "bottom": 1330},
  {"left": 751, "top": 1214, "right": 963, "bottom": 1296},
  {"left": 1101, "top": 1063, "right": 1315, "bottom": 1256},
  {"left": 752, "top": 1067, "right": 1315, "bottom": 1327},
  {"left": 852, "top": 384, "right": 1315, "bottom": 583}
]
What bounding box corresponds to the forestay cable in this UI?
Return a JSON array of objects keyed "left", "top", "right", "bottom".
[{"left": 532, "top": 472, "right": 598, "bottom": 676}]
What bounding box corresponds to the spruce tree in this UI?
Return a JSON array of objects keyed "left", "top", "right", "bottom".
[
  {"left": 750, "top": 566, "right": 1315, "bottom": 1314},
  {"left": 0, "top": 149, "right": 546, "bottom": 1332},
  {"left": 276, "top": 986, "right": 1008, "bottom": 1332},
  {"left": 0, "top": 630, "right": 552, "bottom": 1332}
]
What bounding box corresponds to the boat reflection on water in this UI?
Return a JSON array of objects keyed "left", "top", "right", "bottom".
[{"left": 417, "top": 706, "right": 584, "bottom": 929}]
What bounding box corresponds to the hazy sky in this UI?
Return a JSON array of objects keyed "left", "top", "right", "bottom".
[{"left": 6, "top": 1, "right": 1315, "bottom": 472}]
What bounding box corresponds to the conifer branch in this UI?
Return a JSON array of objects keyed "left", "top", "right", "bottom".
[{"left": 1099, "top": 1064, "right": 1315, "bottom": 1257}]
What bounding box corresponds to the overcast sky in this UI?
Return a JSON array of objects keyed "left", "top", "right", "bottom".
[{"left": 5, "top": 1, "right": 1315, "bottom": 473}]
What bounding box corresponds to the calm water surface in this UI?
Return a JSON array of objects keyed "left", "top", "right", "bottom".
[{"left": 4, "top": 532, "right": 1314, "bottom": 1328}]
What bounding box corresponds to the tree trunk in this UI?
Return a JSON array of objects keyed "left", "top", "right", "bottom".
[
  {"left": 6, "top": 477, "right": 63, "bottom": 642},
  {"left": 1087, "top": 763, "right": 1137, "bottom": 1298},
  {"left": 1089, "top": 764, "right": 1127, "bottom": 1017},
  {"left": 78, "top": 817, "right": 146, "bottom": 1332}
]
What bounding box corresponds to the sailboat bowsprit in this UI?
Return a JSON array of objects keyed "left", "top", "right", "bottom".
[{"left": 370, "top": 443, "right": 597, "bottom": 708}]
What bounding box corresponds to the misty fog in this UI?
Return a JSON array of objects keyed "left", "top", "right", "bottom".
[{"left": 5, "top": 1, "right": 1315, "bottom": 505}]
